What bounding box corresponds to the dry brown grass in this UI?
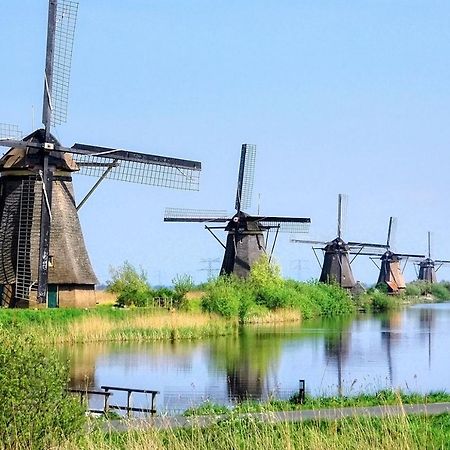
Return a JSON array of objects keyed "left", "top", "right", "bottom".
[
  {"left": 53, "top": 310, "right": 235, "bottom": 344},
  {"left": 95, "top": 291, "right": 118, "bottom": 305},
  {"left": 244, "top": 308, "right": 302, "bottom": 324}
]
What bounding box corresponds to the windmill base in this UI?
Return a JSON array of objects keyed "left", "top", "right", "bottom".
[{"left": 0, "top": 284, "right": 96, "bottom": 308}]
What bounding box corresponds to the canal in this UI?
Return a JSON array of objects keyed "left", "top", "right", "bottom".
[{"left": 64, "top": 303, "right": 450, "bottom": 414}]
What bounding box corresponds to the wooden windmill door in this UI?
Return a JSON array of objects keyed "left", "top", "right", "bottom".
[{"left": 47, "top": 285, "right": 58, "bottom": 308}]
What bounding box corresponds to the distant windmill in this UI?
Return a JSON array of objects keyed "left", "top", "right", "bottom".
[
  {"left": 291, "top": 194, "right": 386, "bottom": 290},
  {"left": 416, "top": 232, "right": 450, "bottom": 283},
  {"left": 353, "top": 217, "right": 424, "bottom": 293},
  {"left": 165, "top": 144, "right": 311, "bottom": 278},
  {"left": 0, "top": 1, "right": 201, "bottom": 308}
]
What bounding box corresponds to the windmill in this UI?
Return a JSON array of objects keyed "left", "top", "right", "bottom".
[
  {"left": 0, "top": 1, "right": 201, "bottom": 308},
  {"left": 165, "top": 144, "right": 311, "bottom": 278},
  {"left": 416, "top": 232, "right": 450, "bottom": 283},
  {"left": 291, "top": 194, "right": 386, "bottom": 290},
  {"left": 353, "top": 218, "right": 424, "bottom": 293}
]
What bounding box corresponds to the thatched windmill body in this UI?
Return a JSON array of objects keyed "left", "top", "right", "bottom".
[
  {"left": 417, "top": 232, "right": 450, "bottom": 283},
  {"left": 0, "top": 1, "right": 201, "bottom": 308},
  {"left": 291, "top": 194, "right": 386, "bottom": 290},
  {"left": 165, "top": 144, "right": 311, "bottom": 278}
]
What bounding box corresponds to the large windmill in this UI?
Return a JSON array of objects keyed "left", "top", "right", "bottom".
[
  {"left": 164, "top": 144, "right": 310, "bottom": 278},
  {"left": 416, "top": 232, "right": 450, "bottom": 283},
  {"left": 0, "top": 1, "right": 201, "bottom": 308},
  {"left": 353, "top": 218, "right": 424, "bottom": 293},
  {"left": 291, "top": 194, "right": 386, "bottom": 290}
]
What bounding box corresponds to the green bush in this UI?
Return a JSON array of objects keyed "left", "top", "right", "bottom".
[
  {"left": 107, "top": 261, "right": 153, "bottom": 307},
  {"left": 201, "top": 257, "right": 355, "bottom": 321},
  {"left": 430, "top": 283, "right": 450, "bottom": 300},
  {"left": 201, "top": 276, "right": 241, "bottom": 318},
  {"left": 0, "top": 327, "right": 85, "bottom": 449},
  {"left": 405, "top": 282, "right": 423, "bottom": 297}
]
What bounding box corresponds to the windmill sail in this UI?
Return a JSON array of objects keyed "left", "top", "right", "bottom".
[
  {"left": 253, "top": 216, "right": 310, "bottom": 233},
  {"left": 71, "top": 144, "right": 201, "bottom": 190},
  {"left": 235, "top": 144, "right": 256, "bottom": 211},
  {"left": 164, "top": 208, "right": 230, "bottom": 222}
]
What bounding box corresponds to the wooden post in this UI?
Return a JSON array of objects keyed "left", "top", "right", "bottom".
[{"left": 127, "top": 390, "right": 132, "bottom": 417}]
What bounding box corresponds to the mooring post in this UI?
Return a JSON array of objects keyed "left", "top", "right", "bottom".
[
  {"left": 299, "top": 379, "right": 305, "bottom": 404},
  {"left": 151, "top": 392, "right": 157, "bottom": 416},
  {"left": 127, "top": 390, "right": 132, "bottom": 417}
]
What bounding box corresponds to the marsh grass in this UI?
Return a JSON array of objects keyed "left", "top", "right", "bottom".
[{"left": 0, "top": 308, "right": 236, "bottom": 344}]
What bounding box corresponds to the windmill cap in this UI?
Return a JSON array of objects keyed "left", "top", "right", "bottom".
[{"left": 0, "top": 129, "right": 78, "bottom": 173}]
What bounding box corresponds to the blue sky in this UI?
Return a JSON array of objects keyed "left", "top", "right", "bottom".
[{"left": 2, "top": 1, "right": 450, "bottom": 285}]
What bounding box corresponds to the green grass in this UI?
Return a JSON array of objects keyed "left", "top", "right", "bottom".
[
  {"left": 57, "top": 412, "right": 450, "bottom": 449},
  {"left": 183, "top": 389, "right": 450, "bottom": 416},
  {"left": 0, "top": 307, "right": 237, "bottom": 344}
]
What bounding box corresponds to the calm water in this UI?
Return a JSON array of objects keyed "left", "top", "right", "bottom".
[{"left": 63, "top": 303, "right": 450, "bottom": 414}]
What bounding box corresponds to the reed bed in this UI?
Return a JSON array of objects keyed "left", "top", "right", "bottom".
[
  {"left": 243, "top": 308, "right": 302, "bottom": 324},
  {"left": 0, "top": 308, "right": 237, "bottom": 345}
]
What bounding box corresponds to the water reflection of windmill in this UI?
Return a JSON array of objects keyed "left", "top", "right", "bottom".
[
  {"left": 291, "top": 194, "right": 386, "bottom": 291},
  {"left": 354, "top": 218, "right": 424, "bottom": 293},
  {"left": 416, "top": 232, "right": 450, "bottom": 283},
  {"left": 165, "top": 145, "right": 311, "bottom": 277},
  {"left": 0, "top": 1, "right": 201, "bottom": 308},
  {"left": 324, "top": 328, "right": 351, "bottom": 396}
]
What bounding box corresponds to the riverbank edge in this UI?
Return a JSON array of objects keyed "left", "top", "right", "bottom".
[
  {"left": 105, "top": 402, "right": 450, "bottom": 432},
  {"left": 0, "top": 292, "right": 445, "bottom": 344}
]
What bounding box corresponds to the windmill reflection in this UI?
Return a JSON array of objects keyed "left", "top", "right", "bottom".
[
  {"left": 419, "top": 308, "right": 434, "bottom": 368},
  {"left": 210, "top": 328, "right": 283, "bottom": 402},
  {"left": 380, "top": 311, "right": 402, "bottom": 385},
  {"left": 323, "top": 321, "right": 351, "bottom": 396}
]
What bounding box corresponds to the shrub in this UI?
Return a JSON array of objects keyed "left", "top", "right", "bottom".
[
  {"left": 430, "top": 283, "right": 450, "bottom": 300},
  {"left": 405, "top": 282, "right": 422, "bottom": 297},
  {"left": 107, "top": 261, "right": 153, "bottom": 307},
  {"left": 172, "top": 274, "right": 195, "bottom": 307},
  {"left": 0, "top": 327, "right": 85, "bottom": 449},
  {"left": 201, "top": 276, "right": 241, "bottom": 318}
]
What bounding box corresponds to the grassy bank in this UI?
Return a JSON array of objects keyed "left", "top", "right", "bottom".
[
  {"left": 0, "top": 307, "right": 236, "bottom": 344},
  {"left": 57, "top": 413, "right": 450, "bottom": 449},
  {"left": 183, "top": 390, "right": 450, "bottom": 416}
]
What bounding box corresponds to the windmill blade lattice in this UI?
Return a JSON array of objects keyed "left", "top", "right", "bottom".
[
  {"left": 337, "top": 193, "right": 348, "bottom": 239},
  {"left": 164, "top": 208, "right": 229, "bottom": 222},
  {"left": 291, "top": 238, "right": 328, "bottom": 245},
  {"left": 72, "top": 144, "right": 201, "bottom": 190},
  {"left": 386, "top": 217, "right": 398, "bottom": 249},
  {"left": 235, "top": 144, "right": 256, "bottom": 211},
  {"left": 49, "top": 0, "right": 78, "bottom": 126},
  {"left": 256, "top": 217, "right": 310, "bottom": 233},
  {"left": 0, "top": 124, "right": 22, "bottom": 140}
]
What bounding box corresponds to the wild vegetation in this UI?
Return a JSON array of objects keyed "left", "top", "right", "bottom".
[
  {"left": 405, "top": 280, "right": 450, "bottom": 300},
  {"left": 0, "top": 327, "right": 85, "bottom": 450},
  {"left": 107, "top": 262, "right": 194, "bottom": 308},
  {"left": 0, "top": 307, "right": 235, "bottom": 344},
  {"left": 183, "top": 389, "right": 450, "bottom": 416},
  {"left": 36, "top": 410, "right": 450, "bottom": 449}
]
